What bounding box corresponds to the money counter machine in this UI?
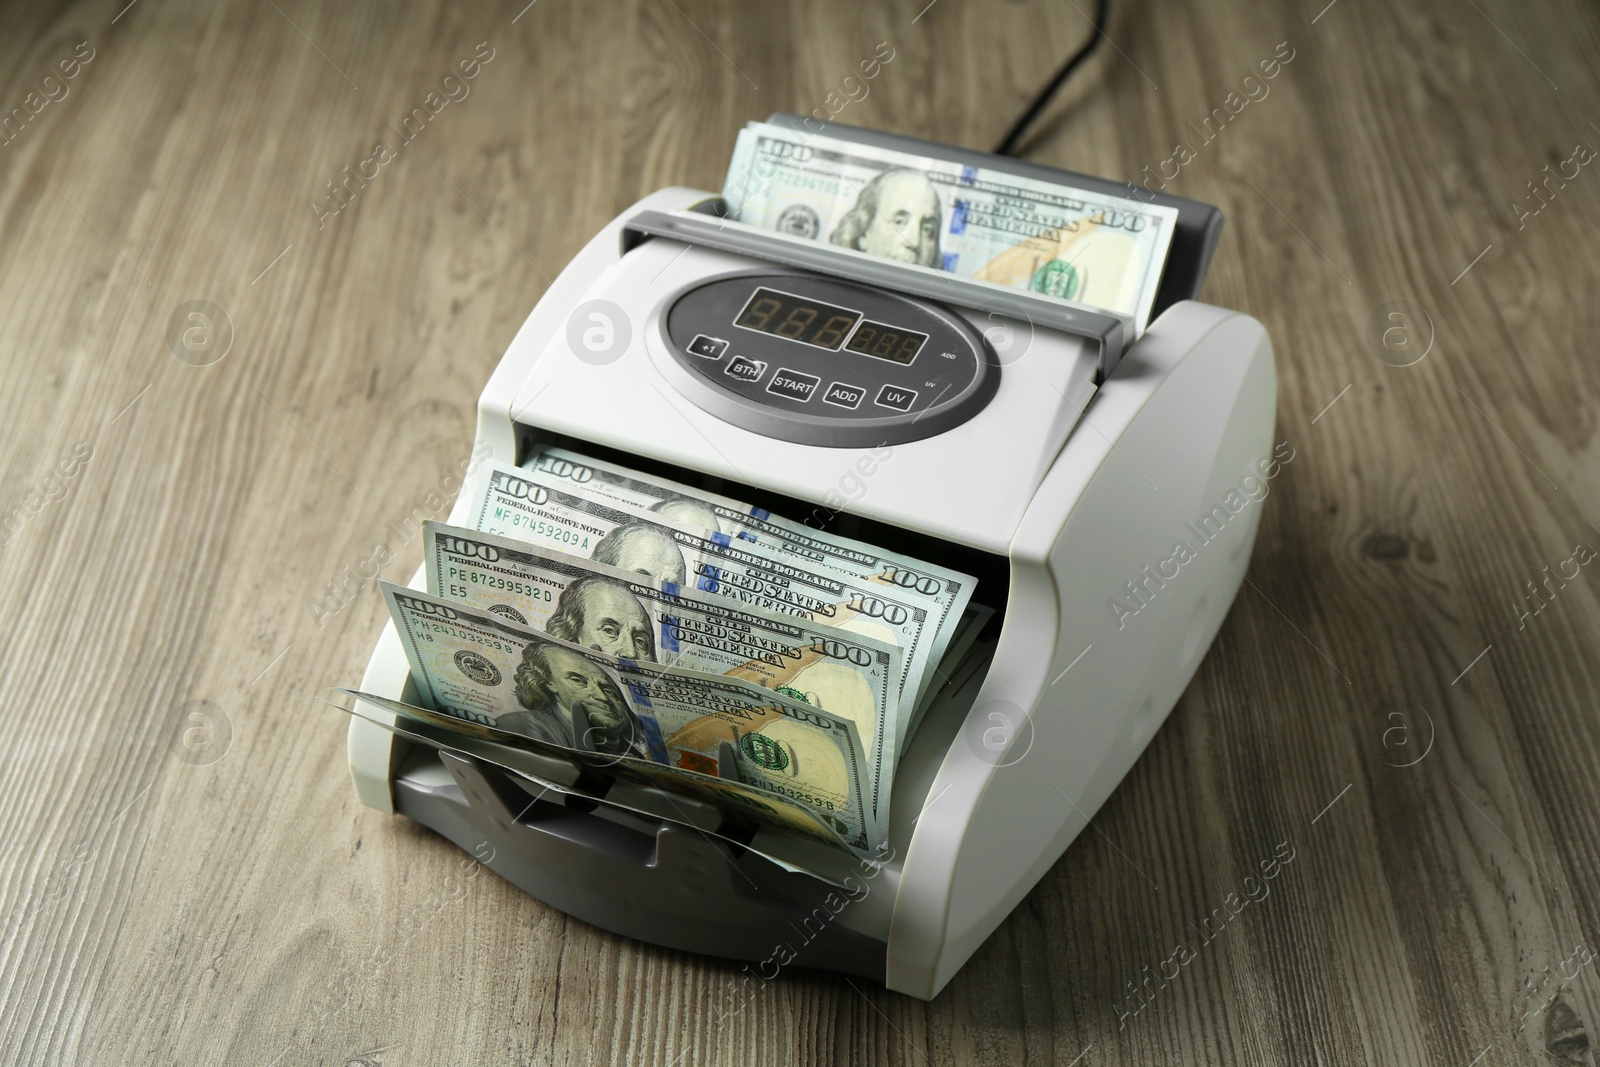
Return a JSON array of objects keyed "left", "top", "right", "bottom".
[{"left": 346, "top": 117, "right": 1276, "bottom": 999}]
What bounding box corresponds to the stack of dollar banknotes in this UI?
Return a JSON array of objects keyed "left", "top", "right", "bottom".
[
  {"left": 722, "top": 119, "right": 1181, "bottom": 334},
  {"left": 343, "top": 447, "right": 986, "bottom": 868}
]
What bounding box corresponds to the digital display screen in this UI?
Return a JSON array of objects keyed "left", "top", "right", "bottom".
[
  {"left": 733, "top": 287, "right": 862, "bottom": 350},
  {"left": 843, "top": 320, "right": 928, "bottom": 365}
]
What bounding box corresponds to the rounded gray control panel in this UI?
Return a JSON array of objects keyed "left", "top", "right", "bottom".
[{"left": 657, "top": 271, "right": 997, "bottom": 447}]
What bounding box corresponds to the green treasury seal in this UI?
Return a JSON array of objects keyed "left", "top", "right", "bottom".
[
  {"left": 738, "top": 731, "right": 791, "bottom": 772},
  {"left": 1031, "top": 258, "right": 1081, "bottom": 300}
]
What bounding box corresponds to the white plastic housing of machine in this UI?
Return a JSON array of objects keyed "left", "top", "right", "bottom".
[{"left": 348, "top": 131, "right": 1276, "bottom": 1000}]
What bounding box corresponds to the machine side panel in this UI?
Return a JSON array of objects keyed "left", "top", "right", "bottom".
[{"left": 886, "top": 306, "right": 1276, "bottom": 997}]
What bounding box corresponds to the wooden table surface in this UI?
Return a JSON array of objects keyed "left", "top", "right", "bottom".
[{"left": 3, "top": 0, "right": 1598, "bottom": 1063}]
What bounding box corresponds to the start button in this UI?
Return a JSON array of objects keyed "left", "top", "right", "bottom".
[{"left": 766, "top": 369, "right": 820, "bottom": 402}]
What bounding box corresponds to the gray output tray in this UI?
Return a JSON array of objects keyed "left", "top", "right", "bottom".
[{"left": 393, "top": 745, "right": 889, "bottom": 978}]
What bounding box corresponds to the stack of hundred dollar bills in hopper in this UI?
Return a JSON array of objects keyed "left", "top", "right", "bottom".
[
  {"left": 339, "top": 123, "right": 1180, "bottom": 873},
  {"left": 721, "top": 119, "right": 1180, "bottom": 334}
]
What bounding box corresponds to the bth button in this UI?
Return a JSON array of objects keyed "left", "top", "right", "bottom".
[
  {"left": 875, "top": 384, "right": 918, "bottom": 411},
  {"left": 724, "top": 356, "right": 767, "bottom": 383}
]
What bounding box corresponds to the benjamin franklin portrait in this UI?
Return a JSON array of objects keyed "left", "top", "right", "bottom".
[
  {"left": 828, "top": 169, "right": 942, "bottom": 267},
  {"left": 546, "top": 575, "right": 657, "bottom": 662},
  {"left": 591, "top": 522, "right": 687, "bottom": 585},
  {"left": 649, "top": 495, "right": 722, "bottom": 536},
  {"left": 511, "top": 639, "right": 646, "bottom": 758}
]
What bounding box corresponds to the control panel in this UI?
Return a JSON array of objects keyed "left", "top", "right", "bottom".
[{"left": 656, "top": 271, "right": 997, "bottom": 448}]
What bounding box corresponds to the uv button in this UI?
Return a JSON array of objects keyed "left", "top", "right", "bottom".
[{"left": 875, "top": 384, "right": 918, "bottom": 411}]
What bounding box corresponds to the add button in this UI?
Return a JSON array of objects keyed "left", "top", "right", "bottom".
[
  {"left": 875, "top": 384, "right": 918, "bottom": 411},
  {"left": 823, "top": 382, "right": 865, "bottom": 409}
]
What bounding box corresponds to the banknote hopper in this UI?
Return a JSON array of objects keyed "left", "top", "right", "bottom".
[{"left": 347, "top": 116, "right": 1275, "bottom": 999}]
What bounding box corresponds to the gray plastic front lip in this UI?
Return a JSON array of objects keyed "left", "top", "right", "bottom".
[
  {"left": 646, "top": 269, "right": 1001, "bottom": 449},
  {"left": 622, "top": 209, "right": 1129, "bottom": 382}
]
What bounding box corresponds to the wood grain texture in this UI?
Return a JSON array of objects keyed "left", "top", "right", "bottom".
[{"left": 1, "top": 0, "right": 1597, "bottom": 1063}]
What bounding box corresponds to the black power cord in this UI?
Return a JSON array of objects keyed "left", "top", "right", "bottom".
[{"left": 993, "top": 0, "right": 1114, "bottom": 156}]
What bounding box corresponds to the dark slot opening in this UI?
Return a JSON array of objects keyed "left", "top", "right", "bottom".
[{"left": 514, "top": 423, "right": 1011, "bottom": 646}]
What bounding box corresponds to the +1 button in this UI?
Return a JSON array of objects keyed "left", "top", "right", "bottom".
[{"left": 687, "top": 334, "right": 728, "bottom": 359}]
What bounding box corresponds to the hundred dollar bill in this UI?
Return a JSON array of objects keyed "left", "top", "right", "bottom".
[
  {"left": 522, "top": 445, "right": 975, "bottom": 708},
  {"left": 463, "top": 460, "right": 936, "bottom": 722},
  {"left": 332, "top": 688, "right": 865, "bottom": 878},
  {"left": 423, "top": 519, "right": 903, "bottom": 803},
  {"left": 380, "top": 582, "right": 882, "bottom": 854},
  {"left": 723, "top": 122, "right": 1180, "bottom": 333}
]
